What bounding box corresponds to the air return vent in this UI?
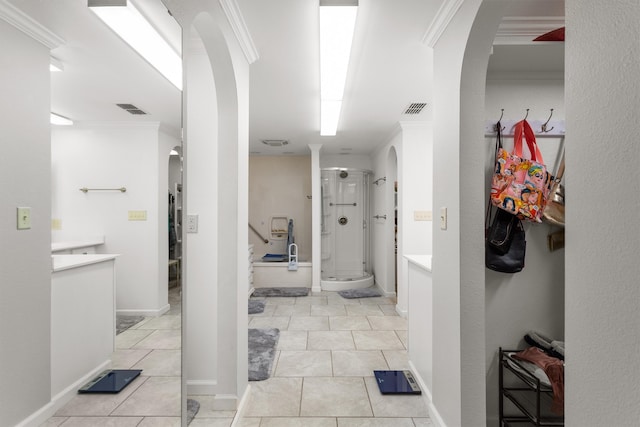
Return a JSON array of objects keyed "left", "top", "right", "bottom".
[
  {"left": 116, "top": 103, "right": 147, "bottom": 115},
  {"left": 261, "top": 139, "right": 289, "bottom": 147},
  {"left": 403, "top": 102, "right": 427, "bottom": 115}
]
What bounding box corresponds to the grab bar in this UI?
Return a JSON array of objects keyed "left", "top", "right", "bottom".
[
  {"left": 373, "top": 215, "right": 387, "bottom": 220},
  {"left": 248, "top": 223, "right": 268, "bottom": 243},
  {"left": 330, "top": 203, "right": 357, "bottom": 206}
]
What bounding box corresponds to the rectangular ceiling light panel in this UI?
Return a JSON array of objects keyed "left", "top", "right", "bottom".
[
  {"left": 89, "top": 0, "right": 182, "bottom": 90},
  {"left": 319, "top": 4, "right": 357, "bottom": 136}
]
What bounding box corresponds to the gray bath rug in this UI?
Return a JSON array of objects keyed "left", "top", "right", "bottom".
[
  {"left": 249, "top": 299, "right": 266, "bottom": 314},
  {"left": 248, "top": 328, "right": 280, "bottom": 381},
  {"left": 116, "top": 315, "right": 145, "bottom": 335},
  {"left": 187, "top": 398, "right": 200, "bottom": 425},
  {"left": 252, "top": 287, "right": 309, "bottom": 297},
  {"left": 338, "top": 287, "right": 382, "bottom": 299}
]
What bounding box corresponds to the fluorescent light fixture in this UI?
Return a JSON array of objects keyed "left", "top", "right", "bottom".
[
  {"left": 88, "top": 0, "right": 182, "bottom": 90},
  {"left": 50, "top": 113, "right": 74, "bottom": 126},
  {"left": 50, "top": 57, "right": 64, "bottom": 72},
  {"left": 319, "top": 3, "right": 358, "bottom": 136}
]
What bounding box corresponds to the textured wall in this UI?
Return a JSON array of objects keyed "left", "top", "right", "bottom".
[{"left": 565, "top": 1, "right": 640, "bottom": 425}]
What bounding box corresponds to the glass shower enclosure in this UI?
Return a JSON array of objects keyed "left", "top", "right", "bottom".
[{"left": 321, "top": 168, "right": 373, "bottom": 290}]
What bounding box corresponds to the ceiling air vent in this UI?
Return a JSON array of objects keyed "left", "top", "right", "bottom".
[
  {"left": 261, "top": 139, "right": 289, "bottom": 147},
  {"left": 403, "top": 102, "right": 427, "bottom": 115},
  {"left": 116, "top": 103, "right": 147, "bottom": 115}
]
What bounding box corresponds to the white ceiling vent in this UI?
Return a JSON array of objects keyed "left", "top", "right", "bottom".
[
  {"left": 403, "top": 102, "right": 427, "bottom": 115},
  {"left": 261, "top": 139, "right": 289, "bottom": 147},
  {"left": 117, "top": 103, "right": 147, "bottom": 115}
]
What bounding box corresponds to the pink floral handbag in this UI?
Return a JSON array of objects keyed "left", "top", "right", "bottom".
[{"left": 490, "top": 120, "right": 551, "bottom": 223}]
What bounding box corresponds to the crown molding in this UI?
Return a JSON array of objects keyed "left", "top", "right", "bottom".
[
  {"left": 494, "top": 16, "right": 565, "bottom": 45},
  {"left": 219, "top": 0, "right": 259, "bottom": 64},
  {"left": 0, "top": 0, "right": 65, "bottom": 49},
  {"left": 422, "top": 0, "right": 464, "bottom": 48}
]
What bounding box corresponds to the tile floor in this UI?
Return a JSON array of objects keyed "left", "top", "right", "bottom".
[
  {"left": 42, "top": 288, "right": 431, "bottom": 427},
  {"left": 41, "top": 286, "right": 189, "bottom": 427},
  {"left": 237, "top": 291, "right": 432, "bottom": 427}
]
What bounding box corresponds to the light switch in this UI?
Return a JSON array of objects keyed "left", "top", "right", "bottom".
[
  {"left": 186, "top": 214, "right": 199, "bottom": 233},
  {"left": 128, "top": 210, "right": 147, "bottom": 221},
  {"left": 414, "top": 210, "right": 432, "bottom": 221},
  {"left": 440, "top": 207, "right": 447, "bottom": 230},
  {"left": 17, "top": 207, "right": 31, "bottom": 230}
]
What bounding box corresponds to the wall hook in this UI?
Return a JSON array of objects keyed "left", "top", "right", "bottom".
[
  {"left": 541, "top": 108, "right": 555, "bottom": 133},
  {"left": 495, "top": 109, "right": 505, "bottom": 132},
  {"left": 523, "top": 108, "right": 530, "bottom": 121}
]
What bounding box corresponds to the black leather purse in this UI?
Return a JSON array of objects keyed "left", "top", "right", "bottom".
[
  {"left": 485, "top": 121, "right": 526, "bottom": 273},
  {"left": 486, "top": 206, "right": 526, "bottom": 273}
]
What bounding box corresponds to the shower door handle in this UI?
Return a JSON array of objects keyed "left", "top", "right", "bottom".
[{"left": 330, "top": 203, "right": 357, "bottom": 206}]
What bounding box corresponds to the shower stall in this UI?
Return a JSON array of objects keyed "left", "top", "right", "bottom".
[{"left": 321, "top": 168, "right": 374, "bottom": 291}]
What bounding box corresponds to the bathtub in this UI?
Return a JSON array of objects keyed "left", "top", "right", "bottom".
[{"left": 252, "top": 259, "right": 312, "bottom": 288}]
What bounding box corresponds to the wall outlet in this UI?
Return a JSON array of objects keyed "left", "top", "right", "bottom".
[
  {"left": 51, "top": 218, "right": 62, "bottom": 230},
  {"left": 414, "top": 210, "right": 432, "bottom": 221},
  {"left": 186, "top": 214, "right": 199, "bottom": 233},
  {"left": 128, "top": 210, "right": 147, "bottom": 221},
  {"left": 17, "top": 207, "right": 31, "bottom": 230}
]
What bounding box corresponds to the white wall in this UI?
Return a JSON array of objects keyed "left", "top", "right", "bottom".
[
  {"left": 320, "top": 153, "right": 372, "bottom": 171},
  {"left": 249, "top": 156, "right": 312, "bottom": 259},
  {"left": 430, "top": 0, "right": 505, "bottom": 425},
  {"left": 51, "top": 124, "right": 177, "bottom": 316},
  {"left": 371, "top": 142, "right": 398, "bottom": 296},
  {"left": 0, "top": 18, "right": 52, "bottom": 427},
  {"left": 565, "top": 1, "right": 640, "bottom": 425},
  {"left": 484, "top": 77, "right": 565, "bottom": 425},
  {"left": 371, "top": 123, "right": 432, "bottom": 307},
  {"left": 180, "top": 2, "right": 251, "bottom": 406}
]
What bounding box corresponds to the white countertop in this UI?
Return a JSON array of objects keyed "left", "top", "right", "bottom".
[
  {"left": 51, "top": 237, "right": 105, "bottom": 252},
  {"left": 404, "top": 254, "right": 432, "bottom": 272},
  {"left": 52, "top": 254, "right": 119, "bottom": 272}
]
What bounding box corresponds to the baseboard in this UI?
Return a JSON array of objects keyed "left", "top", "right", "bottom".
[
  {"left": 408, "top": 360, "right": 432, "bottom": 403},
  {"left": 187, "top": 380, "right": 218, "bottom": 396},
  {"left": 406, "top": 360, "right": 446, "bottom": 427},
  {"left": 396, "top": 304, "right": 408, "bottom": 318},
  {"left": 16, "top": 360, "right": 110, "bottom": 427},
  {"left": 117, "top": 303, "right": 170, "bottom": 317},
  {"left": 429, "top": 401, "right": 447, "bottom": 427},
  {"left": 375, "top": 283, "right": 396, "bottom": 298},
  {"left": 230, "top": 384, "right": 252, "bottom": 427}
]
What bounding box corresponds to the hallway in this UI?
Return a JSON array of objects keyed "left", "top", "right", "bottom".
[{"left": 237, "top": 291, "right": 431, "bottom": 427}]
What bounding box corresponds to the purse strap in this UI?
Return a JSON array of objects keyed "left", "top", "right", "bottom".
[
  {"left": 485, "top": 121, "right": 503, "bottom": 234},
  {"left": 513, "top": 120, "right": 544, "bottom": 164}
]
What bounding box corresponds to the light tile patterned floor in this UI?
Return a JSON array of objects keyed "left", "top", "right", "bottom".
[
  {"left": 42, "top": 288, "right": 431, "bottom": 426},
  {"left": 237, "top": 291, "right": 432, "bottom": 427}
]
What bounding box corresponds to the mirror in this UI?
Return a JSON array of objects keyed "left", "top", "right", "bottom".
[{"left": 48, "top": 0, "right": 184, "bottom": 422}]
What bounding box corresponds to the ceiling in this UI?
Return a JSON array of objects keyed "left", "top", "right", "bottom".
[{"left": 7, "top": 0, "right": 564, "bottom": 156}]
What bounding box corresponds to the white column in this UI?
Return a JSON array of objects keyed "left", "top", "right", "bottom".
[{"left": 309, "top": 144, "right": 322, "bottom": 292}]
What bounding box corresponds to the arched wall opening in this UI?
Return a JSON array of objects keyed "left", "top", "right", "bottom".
[
  {"left": 172, "top": 2, "right": 249, "bottom": 417},
  {"left": 386, "top": 146, "right": 398, "bottom": 296},
  {"left": 429, "top": 0, "right": 508, "bottom": 425}
]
